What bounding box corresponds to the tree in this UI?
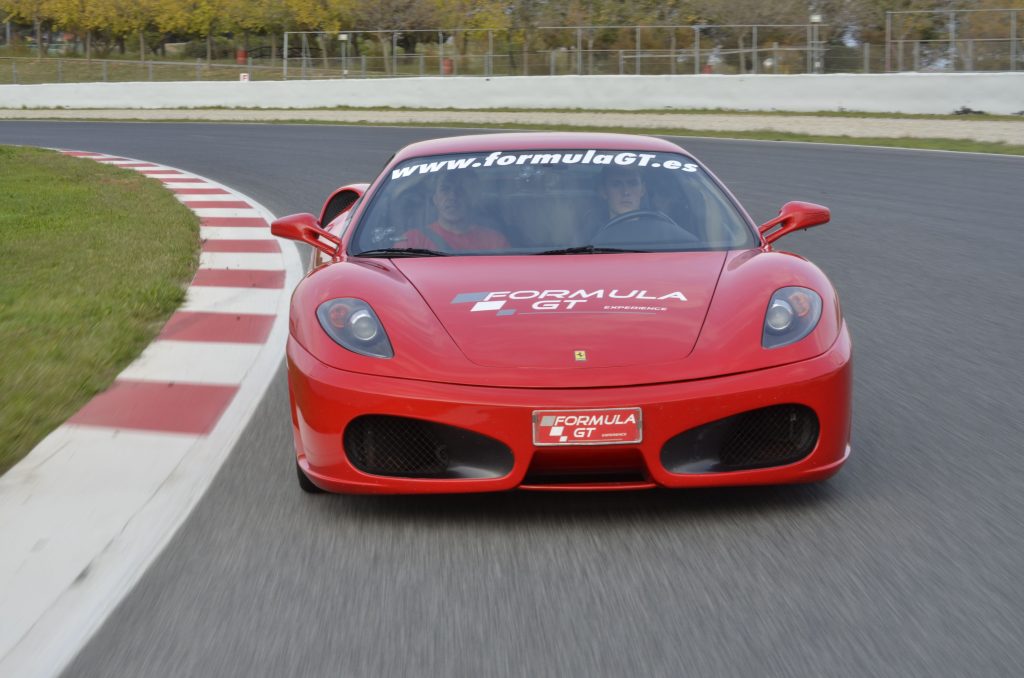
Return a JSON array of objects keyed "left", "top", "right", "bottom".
[
  {"left": 2, "top": 0, "right": 51, "bottom": 57},
  {"left": 351, "top": 0, "right": 436, "bottom": 74}
]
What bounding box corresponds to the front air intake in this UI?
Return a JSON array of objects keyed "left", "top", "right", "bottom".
[
  {"left": 343, "top": 415, "right": 513, "bottom": 479},
  {"left": 660, "top": 404, "right": 819, "bottom": 474}
]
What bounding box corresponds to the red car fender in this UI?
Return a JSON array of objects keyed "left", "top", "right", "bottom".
[{"left": 690, "top": 249, "right": 843, "bottom": 373}]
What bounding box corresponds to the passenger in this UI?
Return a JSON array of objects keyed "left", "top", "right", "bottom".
[{"left": 397, "top": 173, "right": 508, "bottom": 252}]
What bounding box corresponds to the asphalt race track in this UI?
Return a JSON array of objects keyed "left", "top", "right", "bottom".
[{"left": 2, "top": 121, "right": 1022, "bottom": 677}]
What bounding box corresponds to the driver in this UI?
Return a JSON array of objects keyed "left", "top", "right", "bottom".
[
  {"left": 602, "top": 165, "right": 647, "bottom": 217},
  {"left": 397, "top": 172, "right": 508, "bottom": 252},
  {"left": 578, "top": 165, "right": 650, "bottom": 238}
]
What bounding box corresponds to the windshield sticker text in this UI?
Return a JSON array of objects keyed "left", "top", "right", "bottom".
[{"left": 392, "top": 151, "right": 698, "bottom": 181}]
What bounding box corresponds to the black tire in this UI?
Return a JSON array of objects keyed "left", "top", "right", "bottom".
[{"left": 296, "top": 459, "right": 325, "bottom": 494}]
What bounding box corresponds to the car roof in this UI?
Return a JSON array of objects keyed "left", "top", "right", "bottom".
[{"left": 392, "top": 132, "right": 689, "bottom": 163}]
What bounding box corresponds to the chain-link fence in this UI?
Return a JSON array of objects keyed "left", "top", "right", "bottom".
[
  {"left": 282, "top": 25, "right": 840, "bottom": 79},
  {"left": 1, "top": 15, "right": 1021, "bottom": 86},
  {"left": 0, "top": 56, "right": 278, "bottom": 85},
  {"left": 885, "top": 8, "right": 1023, "bottom": 72}
]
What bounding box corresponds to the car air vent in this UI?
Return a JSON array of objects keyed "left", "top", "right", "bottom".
[{"left": 660, "top": 404, "right": 819, "bottom": 474}]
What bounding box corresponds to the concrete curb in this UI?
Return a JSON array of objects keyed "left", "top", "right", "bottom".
[{"left": 0, "top": 152, "right": 302, "bottom": 677}]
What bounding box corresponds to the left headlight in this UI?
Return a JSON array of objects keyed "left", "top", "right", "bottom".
[
  {"left": 762, "top": 287, "right": 822, "bottom": 349},
  {"left": 316, "top": 298, "right": 394, "bottom": 359}
]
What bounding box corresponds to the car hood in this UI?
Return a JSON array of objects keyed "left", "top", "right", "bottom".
[{"left": 393, "top": 252, "right": 727, "bottom": 370}]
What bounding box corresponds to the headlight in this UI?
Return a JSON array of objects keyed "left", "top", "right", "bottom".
[
  {"left": 316, "top": 298, "right": 393, "bottom": 358},
  {"left": 762, "top": 287, "right": 822, "bottom": 349}
]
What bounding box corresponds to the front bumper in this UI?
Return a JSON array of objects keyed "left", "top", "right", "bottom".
[{"left": 287, "top": 327, "right": 852, "bottom": 494}]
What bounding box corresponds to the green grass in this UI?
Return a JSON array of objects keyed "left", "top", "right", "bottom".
[{"left": 0, "top": 146, "right": 199, "bottom": 474}]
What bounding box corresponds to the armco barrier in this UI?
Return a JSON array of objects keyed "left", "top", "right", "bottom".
[{"left": 1, "top": 72, "right": 1023, "bottom": 115}]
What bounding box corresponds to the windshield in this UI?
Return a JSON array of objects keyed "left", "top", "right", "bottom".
[{"left": 350, "top": 149, "right": 758, "bottom": 256}]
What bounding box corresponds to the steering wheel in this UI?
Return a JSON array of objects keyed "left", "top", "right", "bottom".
[{"left": 593, "top": 210, "right": 697, "bottom": 245}]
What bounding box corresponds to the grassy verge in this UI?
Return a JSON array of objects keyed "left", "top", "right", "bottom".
[{"left": 0, "top": 146, "right": 199, "bottom": 474}]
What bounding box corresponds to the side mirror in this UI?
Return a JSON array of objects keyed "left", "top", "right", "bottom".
[
  {"left": 271, "top": 213, "right": 341, "bottom": 256},
  {"left": 758, "top": 201, "right": 830, "bottom": 245}
]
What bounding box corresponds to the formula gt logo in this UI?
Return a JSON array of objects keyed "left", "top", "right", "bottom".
[
  {"left": 451, "top": 289, "right": 687, "bottom": 315},
  {"left": 532, "top": 407, "right": 643, "bottom": 446}
]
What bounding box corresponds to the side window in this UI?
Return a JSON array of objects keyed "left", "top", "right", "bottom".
[{"left": 321, "top": 189, "right": 361, "bottom": 225}]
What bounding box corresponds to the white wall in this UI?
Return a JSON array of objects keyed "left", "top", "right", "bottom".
[{"left": 1, "top": 72, "right": 1022, "bottom": 115}]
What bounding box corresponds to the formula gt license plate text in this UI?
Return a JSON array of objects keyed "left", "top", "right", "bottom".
[{"left": 532, "top": 407, "right": 642, "bottom": 446}]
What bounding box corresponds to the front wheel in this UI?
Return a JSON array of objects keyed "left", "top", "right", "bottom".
[{"left": 296, "top": 459, "right": 325, "bottom": 494}]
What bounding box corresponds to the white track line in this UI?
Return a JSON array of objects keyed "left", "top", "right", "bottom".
[
  {"left": 0, "top": 151, "right": 303, "bottom": 678},
  {"left": 200, "top": 226, "right": 276, "bottom": 240},
  {"left": 199, "top": 252, "right": 285, "bottom": 270},
  {"left": 191, "top": 207, "right": 264, "bottom": 218},
  {"left": 118, "top": 341, "right": 264, "bottom": 385},
  {"left": 180, "top": 286, "right": 284, "bottom": 315}
]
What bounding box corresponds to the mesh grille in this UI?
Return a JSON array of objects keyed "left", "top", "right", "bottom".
[
  {"left": 342, "top": 415, "right": 514, "bottom": 479},
  {"left": 344, "top": 416, "right": 449, "bottom": 477},
  {"left": 720, "top": 405, "right": 819, "bottom": 467},
  {"left": 661, "top": 404, "right": 819, "bottom": 474}
]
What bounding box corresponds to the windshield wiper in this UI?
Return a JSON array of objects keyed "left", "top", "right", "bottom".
[
  {"left": 354, "top": 247, "right": 450, "bottom": 258},
  {"left": 535, "top": 245, "right": 648, "bottom": 255}
]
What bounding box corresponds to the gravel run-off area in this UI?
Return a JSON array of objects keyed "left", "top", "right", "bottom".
[{"left": 0, "top": 109, "right": 1021, "bottom": 144}]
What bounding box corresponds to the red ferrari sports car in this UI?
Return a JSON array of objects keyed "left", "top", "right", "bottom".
[{"left": 272, "top": 132, "right": 851, "bottom": 494}]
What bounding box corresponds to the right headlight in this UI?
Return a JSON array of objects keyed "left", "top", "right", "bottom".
[
  {"left": 316, "top": 298, "right": 394, "bottom": 359},
  {"left": 762, "top": 287, "right": 822, "bottom": 349}
]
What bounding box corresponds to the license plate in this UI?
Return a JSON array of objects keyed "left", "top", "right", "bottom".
[{"left": 532, "top": 407, "right": 643, "bottom": 446}]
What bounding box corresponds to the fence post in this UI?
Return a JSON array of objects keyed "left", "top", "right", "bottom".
[
  {"left": 913, "top": 41, "right": 920, "bottom": 71},
  {"left": 488, "top": 30, "right": 494, "bottom": 76},
  {"left": 752, "top": 25, "right": 758, "bottom": 74},
  {"left": 670, "top": 31, "right": 676, "bottom": 75},
  {"left": 11, "top": 61, "right": 16, "bottom": 84},
  {"left": 361, "top": 55, "right": 366, "bottom": 78},
  {"left": 103, "top": 60, "right": 108, "bottom": 82},
  {"left": 806, "top": 25, "right": 812, "bottom": 73},
  {"left": 1011, "top": 11, "right": 1018, "bottom": 71},
  {"left": 148, "top": 60, "right": 153, "bottom": 81},
  {"left": 439, "top": 31, "right": 444, "bottom": 76},
  {"left": 577, "top": 28, "right": 582, "bottom": 74},
  {"left": 863, "top": 42, "right": 870, "bottom": 73},
  {"left": 694, "top": 27, "right": 700, "bottom": 74},
  {"left": 419, "top": 53, "right": 425, "bottom": 76},
  {"left": 549, "top": 49, "right": 555, "bottom": 76},
  {"left": 57, "top": 59, "right": 62, "bottom": 83},
  {"left": 635, "top": 25, "right": 641, "bottom": 74},
  {"left": 196, "top": 58, "right": 201, "bottom": 80},
  {"left": 247, "top": 56, "right": 252, "bottom": 80},
  {"left": 618, "top": 49, "right": 624, "bottom": 75},
  {"left": 283, "top": 32, "right": 288, "bottom": 79},
  {"left": 897, "top": 40, "right": 904, "bottom": 71},
  {"left": 773, "top": 42, "right": 780, "bottom": 74},
  {"left": 949, "top": 10, "right": 956, "bottom": 72},
  {"left": 885, "top": 11, "right": 892, "bottom": 72}
]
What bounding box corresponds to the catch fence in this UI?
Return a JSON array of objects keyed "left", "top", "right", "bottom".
[{"left": 0, "top": 14, "right": 1020, "bottom": 86}]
